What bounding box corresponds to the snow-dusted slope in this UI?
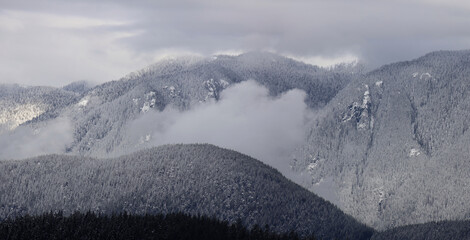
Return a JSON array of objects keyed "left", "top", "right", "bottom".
[
  {"left": 45, "top": 52, "right": 356, "bottom": 157},
  {"left": 0, "top": 102, "right": 45, "bottom": 131},
  {"left": 292, "top": 50, "right": 470, "bottom": 229},
  {"left": 0, "top": 84, "right": 78, "bottom": 133}
]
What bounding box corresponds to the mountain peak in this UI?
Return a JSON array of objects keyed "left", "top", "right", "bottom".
[{"left": 62, "top": 80, "right": 94, "bottom": 94}]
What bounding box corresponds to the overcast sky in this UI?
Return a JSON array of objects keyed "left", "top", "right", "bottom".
[{"left": 1, "top": 0, "right": 470, "bottom": 86}]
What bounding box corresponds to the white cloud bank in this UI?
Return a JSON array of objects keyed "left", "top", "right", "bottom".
[
  {"left": 0, "top": 117, "right": 73, "bottom": 160},
  {"left": 124, "top": 80, "right": 312, "bottom": 176}
]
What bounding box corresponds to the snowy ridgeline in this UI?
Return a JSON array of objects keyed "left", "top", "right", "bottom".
[{"left": 0, "top": 144, "right": 373, "bottom": 240}]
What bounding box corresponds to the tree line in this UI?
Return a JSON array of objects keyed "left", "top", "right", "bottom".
[{"left": 0, "top": 211, "right": 317, "bottom": 240}]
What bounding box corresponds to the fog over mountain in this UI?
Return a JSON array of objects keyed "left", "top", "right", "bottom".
[
  {"left": 4, "top": 52, "right": 349, "bottom": 158},
  {"left": 3, "top": 1, "right": 470, "bottom": 239},
  {"left": 0, "top": 52, "right": 350, "bottom": 182},
  {"left": 121, "top": 80, "right": 311, "bottom": 177},
  {"left": 0, "top": 117, "right": 73, "bottom": 160},
  {"left": 2, "top": 50, "right": 470, "bottom": 237}
]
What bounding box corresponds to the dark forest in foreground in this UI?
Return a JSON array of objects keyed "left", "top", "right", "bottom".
[
  {"left": 0, "top": 211, "right": 317, "bottom": 240},
  {"left": 371, "top": 219, "right": 470, "bottom": 240}
]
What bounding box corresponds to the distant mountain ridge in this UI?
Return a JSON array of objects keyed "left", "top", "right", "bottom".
[
  {"left": 16, "top": 52, "right": 356, "bottom": 157},
  {"left": 0, "top": 144, "right": 374, "bottom": 240}
]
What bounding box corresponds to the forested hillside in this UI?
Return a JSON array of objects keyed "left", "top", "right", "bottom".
[
  {"left": 0, "top": 84, "right": 78, "bottom": 133},
  {"left": 292, "top": 50, "right": 470, "bottom": 229},
  {"left": 0, "top": 144, "right": 373, "bottom": 240}
]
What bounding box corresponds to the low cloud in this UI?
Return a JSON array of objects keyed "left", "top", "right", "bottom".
[
  {"left": 0, "top": 81, "right": 314, "bottom": 180},
  {"left": 0, "top": 117, "right": 73, "bottom": 160},
  {"left": 124, "top": 80, "right": 312, "bottom": 176}
]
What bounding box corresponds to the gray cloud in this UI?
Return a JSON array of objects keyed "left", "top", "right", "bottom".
[
  {"left": 123, "top": 80, "right": 312, "bottom": 177},
  {"left": 0, "top": 117, "right": 73, "bottom": 160},
  {"left": 1, "top": 0, "right": 470, "bottom": 86}
]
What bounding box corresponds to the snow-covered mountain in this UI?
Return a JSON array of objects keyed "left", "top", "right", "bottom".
[
  {"left": 292, "top": 50, "right": 470, "bottom": 229},
  {"left": 17, "top": 52, "right": 355, "bottom": 157}
]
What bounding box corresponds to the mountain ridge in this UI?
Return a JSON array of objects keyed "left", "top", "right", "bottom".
[{"left": 15, "top": 51, "right": 356, "bottom": 158}]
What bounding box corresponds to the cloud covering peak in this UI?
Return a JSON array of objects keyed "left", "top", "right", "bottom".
[{"left": 1, "top": 0, "right": 470, "bottom": 86}]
